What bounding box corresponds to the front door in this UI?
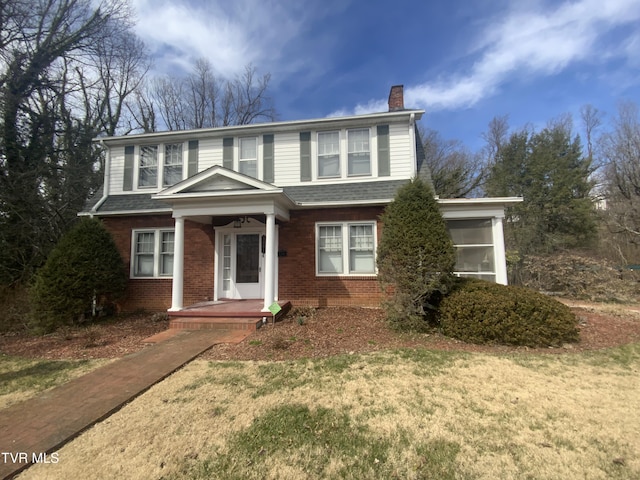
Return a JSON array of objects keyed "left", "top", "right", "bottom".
[
  {"left": 234, "top": 233, "right": 262, "bottom": 298},
  {"left": 218, "top": 227, "right": 264, "bottom": 300}
]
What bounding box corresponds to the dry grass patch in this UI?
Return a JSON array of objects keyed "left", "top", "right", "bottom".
[
  {"left": 0, "top": 355, "right": 109, "bottom": 409},
  {"left": 18, "top": 345, "right": 640, "bottom": 480}
]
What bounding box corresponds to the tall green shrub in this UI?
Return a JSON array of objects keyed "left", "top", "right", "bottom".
[
  {"left": 30, "top": 218, "right": 127, "bottom": 332},
  {"left": 377, "top": 178, "right": 455, "bottom": 330}
]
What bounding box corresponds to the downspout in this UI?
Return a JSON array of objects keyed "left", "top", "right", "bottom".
[{"left": 90, "top": 139, "right": 110, "bottom": 217}]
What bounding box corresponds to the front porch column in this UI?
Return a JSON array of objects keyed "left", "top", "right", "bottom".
[
  {"left": 169, "top": 216, "right": 185, "bottom": 311},
  {"left": 493, "top": 216, "right": 508, "bottom": 286},
  {"left": 263, "top": 212, "right": 276, "bottom": 311}
]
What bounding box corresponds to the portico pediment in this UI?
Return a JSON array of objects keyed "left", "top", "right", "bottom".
[{"left": 155, "top": 165, "right": 279, "bottom": 198}]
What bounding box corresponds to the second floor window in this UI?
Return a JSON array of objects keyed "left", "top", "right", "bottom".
[
  {"left": 239, "top": 137, "right": 257, "bottom": 178},
  {"left": 318, "top": 131, "right": 340, "bottom": 178},
  {"left": 139, "top": 145, "right": 158, "bottom": 188},
  {"left": 164, "top": 144, "right": 183, "bottom": 186},
  {"left": 348, "top": 129, "right": 371, "bottom": 176}
]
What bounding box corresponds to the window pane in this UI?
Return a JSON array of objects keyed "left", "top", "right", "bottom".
[
  {"left": 447, "top": 219, "right": 492, "bottom": 245},
  {"left": 163, "top": 144, "right": 183, "bottom": 186},
  {"left": 135, "top": 255, "right": 154, "bottom": 276},
  {"left": 318, "top": 226, "right": 343, "bottom": 273},
  {"left": 160, "top": 254, "right": 173, "bottom": 275},
  {"left": 239, "top": 160, "right": 257, "bottom": 178},
  {"left": 318, "top": 131, "right": 340, "bottom": 178},
  {"left": 454, "top": 246, "right": 495, "bottom": 273},
  {"left": 240, "top": 138, "right": 257, "bottom": 159},
  {"left": 348, "top": 152, "right": 371, "bottom": 175},
  {"left": 136, "top": 232, "right": 154, "bottom": 253},
  {"left": 236, "top": 234, "right": 259, "bottom": 283},
  {"left": 139, "top": 146, "right": 158, "bottom": 187}
]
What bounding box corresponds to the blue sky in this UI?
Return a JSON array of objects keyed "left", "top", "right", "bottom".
[{"left": 130, "top": 0, "right": 640, "bottom": 150}]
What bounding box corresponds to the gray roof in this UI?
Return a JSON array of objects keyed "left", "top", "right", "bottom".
[
  {"left": 81, "top": 180, "right": 409, "bottom": 215},
  {"left": 284, "top": 180, "right": 408, "bottom": 204}
]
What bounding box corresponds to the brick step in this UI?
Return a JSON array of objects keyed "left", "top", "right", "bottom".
[{"left": 169, "top": 316, "right": 266, "bottom": 332}]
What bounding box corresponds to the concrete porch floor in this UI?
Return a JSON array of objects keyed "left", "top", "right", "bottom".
[{"left": 166, "top": 299, "right": 291, "bottom": 332}]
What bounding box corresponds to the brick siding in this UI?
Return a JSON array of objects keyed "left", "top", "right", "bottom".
[{"left": 102, "top": 206, "right": 386, "bottom": 311}]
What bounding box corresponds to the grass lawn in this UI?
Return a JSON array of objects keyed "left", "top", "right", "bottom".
[
  {"left": 17, "top": 343, "right": 640, "bottom": 480},
  {"left": 0, "top": 354, "right": 109, "bottom": 409}
]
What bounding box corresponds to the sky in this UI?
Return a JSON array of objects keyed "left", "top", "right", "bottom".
[{"left": 130, "top": 0, "right": 640, "bottom": 150}]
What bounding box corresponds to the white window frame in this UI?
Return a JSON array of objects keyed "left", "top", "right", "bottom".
[
  {"left": 163, "top": 143, "right": 184, "bottom": 187},
  {"left": 317, "top": 130, "right": 341, "bottom": 179},
  {"left": 131, "top": 228, "right": 175, "bottom": 278},
  {"left": 138, "top": 145, "right": 159, "bottom": 188},
  {"left": 315, "top": 221, "right": 377, "bottom": 276},
  {"left": 347, "top": 128, "right": 371, "bottom": 176},
  {"left": 135, "top": 142, "right": 186, "bottom": 190},
  {"left": 238, "top": 136, "right": 258, "bottom": 179},
  {"left": 446, "top": 219, "right": 496, "bottom": 282},
  {"left": 313, "top": 127, "right": 373, "bottom": 181}
]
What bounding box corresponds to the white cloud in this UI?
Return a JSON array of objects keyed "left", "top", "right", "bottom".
[
  {"left": 130, "top": 0, "right": 313, "bottom": 78},
  {"left": 346, "top": 0, "right": 640, "bottom": 115}
]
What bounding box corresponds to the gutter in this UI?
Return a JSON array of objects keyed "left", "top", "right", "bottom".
[{"left": 90, "top": 139, "right": 110, "bottom": 216}]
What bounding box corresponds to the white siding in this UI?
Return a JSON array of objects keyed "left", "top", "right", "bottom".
[
  {"left": 273, "top": 132, "right": 300, "bottom": 185},
  {"left": 105, "top": 116, "right": 419, "bottom": 192},
  {"left": 109, "top": 146, "right": 125, "bottom": 194},
  {"left": 198, "top": 138, "right": 223, "bottom": 171},
  {"left": 388, "top": 123, "right": 414, "bottom": 178}
]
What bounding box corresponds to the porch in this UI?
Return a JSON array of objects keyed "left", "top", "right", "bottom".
[{"left": 168, "top": 299, "right": 292, "bottom": 332}]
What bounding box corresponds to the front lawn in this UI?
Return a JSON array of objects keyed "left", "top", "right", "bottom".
[{"left": 18, "top": 344, "right": 640, "bottom": 480}]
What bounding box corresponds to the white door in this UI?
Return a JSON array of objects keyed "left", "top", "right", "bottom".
[{"left": 218, "top": 230, "right": 264, "bottom": 299}]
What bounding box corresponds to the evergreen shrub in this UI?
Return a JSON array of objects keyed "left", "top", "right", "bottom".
[
  {"left": 377, "top": 178, "right": 456, "bottom": 331},
  {"left": 438, "top": 278, "right": 579, "bottom": 347},
  {"left": 29, "top": 218, "right": 127, "bottom": 332}
]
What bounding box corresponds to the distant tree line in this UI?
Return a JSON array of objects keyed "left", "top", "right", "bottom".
[
  {"left": 0, "top": 0, "right": 276, "bottom": 286},
  {"left": 422, "top": 102, "right": 640, "bottom": 267}
]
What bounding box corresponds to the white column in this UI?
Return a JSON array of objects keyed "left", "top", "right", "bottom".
[
  {"left": 493, "top": 216, "right": 508, "bottom": 285},
  {"left": 262, "top": 213, "right": 276, "bottom": 311},
  {"left": 169, "top": 216, "right": 185, "bottom": 311}
]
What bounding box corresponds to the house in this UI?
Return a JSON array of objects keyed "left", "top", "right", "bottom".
[{"left": 81, "top": 86, "right": 520, "bottom": 314}]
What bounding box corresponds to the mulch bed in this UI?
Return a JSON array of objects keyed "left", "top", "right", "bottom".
[{"left": 1, "top": 302, "right": 640, "bottom": 361}]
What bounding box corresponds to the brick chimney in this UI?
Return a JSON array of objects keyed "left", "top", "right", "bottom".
[{"left": 388, "top": 85, "right": 404, "bottom": 111}]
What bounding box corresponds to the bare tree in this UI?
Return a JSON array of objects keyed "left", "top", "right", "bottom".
[
  {"left": 0, "top": 0, "right": 147, "bottom": 283},
  {"left": 600, "top": 101, "right": 640, "bottom": 260},
  {"left": 420, "top": 127, "right": 486, "bottom": 198},
  {"left": 138, "top": 60, "right": 276, "bottom": 132}
]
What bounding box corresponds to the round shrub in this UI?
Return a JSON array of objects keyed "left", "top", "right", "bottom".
[
  {"left": 438, "top": 278, "right": 579, "bottom": 347},
  {"left": 29, "top": 218, "right": 127, "bottom": 332}
]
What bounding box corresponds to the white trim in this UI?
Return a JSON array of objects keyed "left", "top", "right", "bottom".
[
  {"left": 170, "top": 217, "right": 185, "bottom": 310},
  {"left": 95, "top": 109, "right": 425, "bottom": 146}
]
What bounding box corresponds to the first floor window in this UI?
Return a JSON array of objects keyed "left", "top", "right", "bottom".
[
  {"left": 446, "top": 219, "right": 496, "bottom": 282},
  {"left": 317, "top": 222, "right": 376, "bottom": 275},
  {"left": 132, "top": 229, "right": 174, "bottom": 277}
]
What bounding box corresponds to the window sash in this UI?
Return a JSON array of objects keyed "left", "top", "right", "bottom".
[
  {"left": 163, "top": 144, "right": 183, "bottom": 186},
  {"left": 138, "top": 145, "right": 158, "bottom": 187},
  {"left": 239, "top": 137, "right": 258, "bottom": 178},
  {"left": 347, "top": 129, "right": 370, "bottom": 176},
  {"left": 318, "top": 131, "right": 340, "bottom": 178},
  {"left": 349, "top": 224, "right": 375, "bottom": 273}
]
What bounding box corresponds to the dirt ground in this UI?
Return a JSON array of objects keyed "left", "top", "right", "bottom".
[{"left": 1, "top": 301, "right": 640, "bottom": 361}]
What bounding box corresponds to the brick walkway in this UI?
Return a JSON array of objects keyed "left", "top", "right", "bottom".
[{"left": 0, "top": 329, "right": 249, "bottom": 480}]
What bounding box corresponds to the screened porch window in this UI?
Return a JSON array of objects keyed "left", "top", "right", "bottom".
[{"left": 447, "top": 219, "right": 496, "bottom": 282}]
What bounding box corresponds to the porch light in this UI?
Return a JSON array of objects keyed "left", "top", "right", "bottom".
[{"left": 234, "top": 216, "right": 248, "bottom": 228}]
